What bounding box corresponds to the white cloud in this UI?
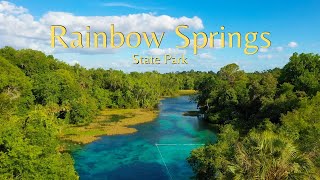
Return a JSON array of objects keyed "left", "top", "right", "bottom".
[
  {"left": 288, "top": 41, "right": 298, "bottom": 48},
  {"left": 0, "top": 1, "right": 27, "bottom": 14},
  {"left": 146, "top": 48, "right": 186, "bottom": 56},
  {"left": 110, "top": 60, "right": 133, "bottom": 68},
  {"left": 197, "top": 53, "right": 214, "bottom": 60},
  {"left": 260, "top": 46, "right": 283, "bottom": 54},
  {"left": 259, "top": 48, "right": 268, "bottom": 53},
  {"left": 41, "top": 12, "right": 203, "bottom": 33},
  {"left": 258, "top": 54, "right": 273, "bottom": 59},
  {"left": 275, "top": 46, "right": 284, "bottom": 52},
  {"left": 102, "top": 2, "right": 163, "bottom": 10},
  {"left": 0, "top": 1, "right": 204, "bottom": 54},
  {"left": 68, "top": 60, "right": 80, "bottom": 65},
  {"left": 103, "top": 2, "right": 146, "bottom": 9}
]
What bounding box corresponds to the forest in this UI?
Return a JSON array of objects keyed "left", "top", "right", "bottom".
[
  {"left": 0, "top": 46, "right": 319, "bottom": 179},
  {"left": 188, "top": 53, "right": 320, "bottom": 179},
  {"left": 0, "top": 46, "right": 206, "bottom": 179}
]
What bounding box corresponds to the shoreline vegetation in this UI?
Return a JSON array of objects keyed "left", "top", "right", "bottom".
[
  {"left": 160, "top": 89, "right": 197, "bottom": 99},
  {"left": 61, "top": 90, "right": 197, "bottom": 145},
  {"left": 0, "top": 47, "right": 206, "bottom": 179},
  {"left": 188, "top": 54, "right": 320, "bottom": 179},
  {"left": 61, "top": 109, "right": 158, "bottom": 144},
  {"left": 4, "top": 46, "right": 319, "bottom": 179},
  {"left": 175, "top": 89, "right": 197, "bottom": 96}
]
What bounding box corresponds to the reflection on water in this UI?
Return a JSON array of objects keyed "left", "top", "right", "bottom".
[{"left": 73, "top": 96, "right": 217, "bottom": 180}]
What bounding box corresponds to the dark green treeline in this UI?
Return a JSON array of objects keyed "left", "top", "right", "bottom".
[
  {"left": 0, "top": 47, "right": 206, "bottom": 179},
  {"left": 1, "top": 46, "right": 319, "bottom": 179},
  {"left": 189, "top": 53, "right": 320, "bottom": 179}
]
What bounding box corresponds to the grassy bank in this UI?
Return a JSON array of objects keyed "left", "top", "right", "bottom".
[
  {"left": 176, "top": 89, "right": 197, "bottom": 96},
  {"left": 61, "top": 90, "right": 196, "bottom": 145},
  {"left": 61, "top": 109, "right": 158, "bottom": 144},
  {"left": 161, "top": 90, "right": 198, "bottom": 99}
]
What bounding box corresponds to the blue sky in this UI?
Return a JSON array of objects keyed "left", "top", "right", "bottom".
[{"left": 1, "top": 0, "right": 320, "bottom": 72}]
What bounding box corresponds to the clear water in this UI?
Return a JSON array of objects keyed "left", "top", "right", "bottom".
[{"left": 72, "top": 96, "right": 217, "bottom": 180}]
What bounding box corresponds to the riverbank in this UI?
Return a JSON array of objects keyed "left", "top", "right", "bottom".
[
  {"left": 61, "top": 109, "right": 158, "bottom": 144},
  {"left": 72, "top": 94, "right": 216, "bottom": 179},
  {"left": 61, "top": 90, "right": 197, "bottom": 145},
  {"left": 160, "top": 90, "right": 197, "bottom": 99},
  {"left": 176, "top": 89, "right": 197, "bottom": 96}
]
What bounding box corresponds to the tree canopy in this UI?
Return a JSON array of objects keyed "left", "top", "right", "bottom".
[
  {"left": 1, "top": 47, "right": 319, "bottom": 179},
  {"left": 189, "top": 53, "right": 320, "bottom": 179},
  {"left": 0, "top": 47, "right": 204, "bottom": 178}
]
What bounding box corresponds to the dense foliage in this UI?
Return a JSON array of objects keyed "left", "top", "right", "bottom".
[
  {"left": 0, "top": 47, "right": 204, "bottom": 178},
  {"left": 1, "top": 46, "right": 319, "bottom": 179},
  {"left": 189, "top": 53, "right": 320, "bottom": 179}
]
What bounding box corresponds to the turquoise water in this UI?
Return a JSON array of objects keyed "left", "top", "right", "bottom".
[{"left": 72, "top": 96, "right": 217, "bottom": 180}]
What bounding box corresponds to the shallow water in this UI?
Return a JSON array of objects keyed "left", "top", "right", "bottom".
[{"left": 72, "top": 96, "right": 217, "bottom": 180}]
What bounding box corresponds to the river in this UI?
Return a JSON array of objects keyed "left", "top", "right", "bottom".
[{"left": 72, "top": 96, "right": 217, "bottom": 180}]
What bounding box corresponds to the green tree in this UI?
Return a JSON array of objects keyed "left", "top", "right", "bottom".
[
  {"left": 189, "top": 122, "right": 317, "bottom": 179},
  {"left": 0, "top": 109, "right": 78, "bottom": 179},
  {"left": 0, "top": 57, "right": 33, "bottom": 115},
  {"left": 280, "top": 53, "right": 320, "bottom": 96}
]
